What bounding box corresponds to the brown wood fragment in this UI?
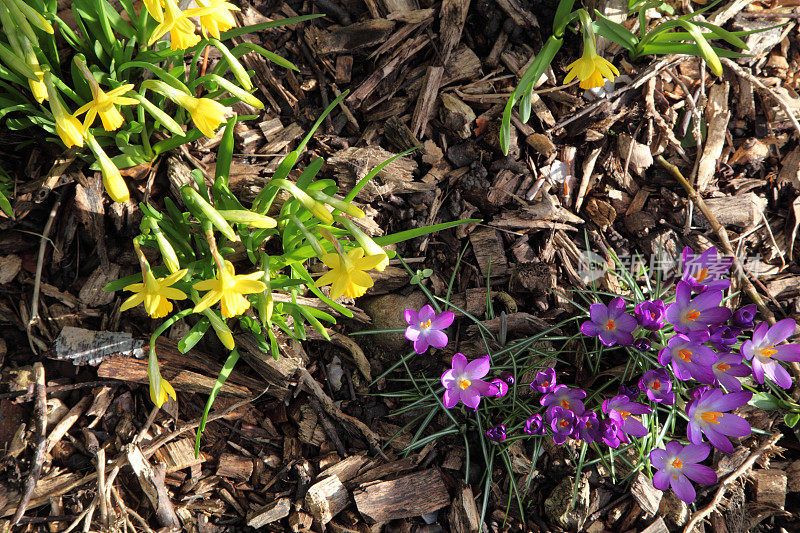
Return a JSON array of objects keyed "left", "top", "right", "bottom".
[
  {"left": 259, "top": 122, "right": 304, "bottom": 154},
  {"left": 753, "top": 469, "right": 787, "bottom": 509},
  {"left": 778, "top": 145, "right": 800, "bottom": 190},
  {"left": 305, "top": 19, "right": 395, "bottom": 55},
  {"left": 691, "top": 193, "right": 766, "bottom": 229},
  {"left": 327, "top": 146, "right": 421, "bottom": 201},
  {"left": 45, "top": 395, "right": 90, "bottom": 454},
  {"left": 126, "top": 444, "right": 180, "bottom": 529},
  {"left": 247, "top": 498, "right": 291, "bottom": 528},
  {"left": 630, "top": 472, "right": 662, "bottom": 516},
  {"left": 439, "top": 0, "right": 470, "bottom": 64},
  {"left": 495, "top": 0, "right": 539, "bottom": 28},
  {"left": 469, "top": 227, "right": 508, "bottom": 277},
  {"left": 318, "top": 455, "right": 373, "bottom": 485},
  {"left": 335, "top": 55, "right": 353, "bottom": 85},
  {"left": 353, "top": 469, "right": 449, "bottom": 523},
  {"left": 696, "top": 83, "right": 731, "bottom": 191},
  {"left": 11, "top": 363, "right": 46, "bottom": 526},
  {"left": 216, "top": 454, "right": 254, "bottom": 483},
  {"left": 449, "top": 483, "right": 481, "bottom": 532},
  {"left": 440, "top": 93, "right": 475, "bottom": 139},
  {"left": 305, "top": 474, "right": 349, "bottom": 524},
  {"left": 152, "top": 438, "right": 205, "bottom": 472},
  {"left": 77, "top": 263, "right": 120, "bottom": 308},
  {"left": 411, "top": 66, "right": 444, "bottom": 137},
  {"left": 641, "top": 516, "right": 669, "bottom": 533}
]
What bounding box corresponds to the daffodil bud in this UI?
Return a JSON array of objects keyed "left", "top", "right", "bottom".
[
  {"left": 86, "top": 135, "right": 129, "bottom": 203},
  {"left": 216, "top": 209, "right": 277, "bottom": 229},
  {"left": 19, "top": 36, "right": 45, "bottom": 103},
  {"left": 201, "top": 309, "right": 235, "bottom": 350},
  {"left": 205, "top": 74, "right": 262, "bottom": 109},
  {"left": 210, "top": 40, "right": 253, "bottom": 92},
  {"left": 338, "top": 218, "right": 389, "bottom": 271},
  {"left": 148, "top": 346, "right": 177, "bottom": 408},
  {"left": 3, "top": 0, "right": 38, "bottom": 48},
  {"left": 272, "top": 179, "right": 334, "bottom": 224},
  {"left": 9, "top": 0, "right": 53, "bottom": 34},
  {"left": 152, "top": 226, "right": 181, "bottom": 274},
  {"left": 0, "top": 41, "right": 37, "bottom": 82},
  {"left": 43, "top": 72, "right": 85, "bottom": 148},
  {"left": 308, "top": 190, "right": 365, "bottom": 218},
  {"left": 180, "top": 185, "right": 238, "bottom": 241}
]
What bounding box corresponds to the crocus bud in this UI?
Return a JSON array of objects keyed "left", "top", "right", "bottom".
[
  {"left": 486, "top": 424, "right": 507, "bottom": 442},
  {"left": 488, "top": 378, "right": 508, "bottom": 398},
  {"left": 634, "top": 337, "right": 651, "bottom": 351},
  {"left": 731, "top": 304, "right": 757, "bottom": 330}
]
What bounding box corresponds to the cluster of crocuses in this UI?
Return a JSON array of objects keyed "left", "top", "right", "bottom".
[{"left": 574, "top": 246, "right": 800, "bottom": 503}]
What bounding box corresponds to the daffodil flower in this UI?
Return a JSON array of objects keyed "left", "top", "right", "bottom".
[
  {"left": 148, "top": 0, "right": 215, "bottom": 51},
  {"left": 193, "top": 260, "right": 267, "bottom": 318},
  {"left": 150, "top": 376, "right": 177, "bottom": 407},
  {"left": 73, "top": 60, "right": 138, "bottom": 132},
  {"left": 121, "top": 268, "right": 189, "bottom": 318},
  {"left": 196, "top": 0, "right": 239, "bottom": 39},
  {"left": 563, "top": 35, "right": 619, "bottom": 90},
  {"left": 86, "top": 134, "right": 130, "bottom": 203},
  {"left": 143, "top": 80, "right": 232, "bottom": 138},
  {"left": 43, "top": 72, "right": 84, "bottom": 148},
  {"left": 315, "top": 247, "right": 384, "bottom": 300},
  {"left": 143, "top": 0, "right": 164, "bottom": 22}
]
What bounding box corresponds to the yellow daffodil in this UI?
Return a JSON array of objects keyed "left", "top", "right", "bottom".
[
  {"left": 148, "top": 0, "right": 215, "bottom": 51},
  {"left": 19, "top": 36, "right": 46, "bottom": 103},
  {"left": 43, "top": 73, "right": 84, "bottom": 148},
  {"left": 193, "top": 260, "right": 267, "bottom": 318},
  {"left": 315, "top": 247, "right": 384, "bottom": 300},
  {"left": 74, "top": 73, "right": 138, "bottom": 131},
  {"left": 143, "top": 0, "right": 164, "bottom": 22},
  {"left": 563, "top": 36, "right": 619, "bottom": 90},
  {"left": 121, "top": 268, "right": 189, "bottom": 318},
  {"left": 196, "top": 0, "right": 239, "bottom": 39},
  {"left": 86, "top": 134, "right": 130, "bottom": 203},
  {"left": 175, "top": 94, "right": 230, "bottom": 138},
  {"left": 150, "top": 376, "right": 177, "bottom": 407}
]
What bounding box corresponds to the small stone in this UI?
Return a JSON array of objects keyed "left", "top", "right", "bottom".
[{"left": 360, "top": 292, "right": 428, "bottom": 351}]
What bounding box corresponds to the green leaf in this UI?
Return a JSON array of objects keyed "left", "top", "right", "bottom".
[
  {"left": 593, "top": 11, "right": 638, "bottom": 51},
  {"left": 195, "top": 349, "right": 239, "bottom": 457},
  {"left": 0, "top": 189, "right": 13, "bottom": 219},
  {"left": 218, "top": 14, "right": 325, "bottom": 41},
  {"left": 179, "top": 318, "right": 210, "bottom": 353},
  {"left": 639, "top": 42, "right": 749, "bottom": 59},
  {"left": 552, "top": 0, "right": 576, "bottom": 37},
  {"left": 119, "top": 61, "right": 191, "bottom": 93},
  {"left": 229, "top": 42, "right": 299, "bottom": 72},
  {"left": 344, "top": 146, "right": 416, "bottom": 203},
  {"left": 750, "top": 391, "right": 780, "bottom": 411},
  {"left": 785, "top": 412, "right": 800, "bottom": 428},
  {"left": 374, "top": 219, "right": 480, "bottom": 246},
  {"left": 693, "top": 22, "right": 748, "bottom": 50}
]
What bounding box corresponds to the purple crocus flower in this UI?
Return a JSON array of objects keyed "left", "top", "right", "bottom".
[
  {"left": 658, "top": 332, "right": 718, "bottom": 384},
  {"left": 618, "top": 382, "right": 640, "bottom": 402},
  {"left": 486, "top": 424, "right": 507, "bottom": 442},
  {"left": 681, "top": 246, "right": 733, "bottom": 292},
  {"left": 686, "top": 388, "right": 752, "bottom": 454},
  {"left": 665, "top": 281, "right": 732, "bottom": 334},
  {"left": 712, "top": 353, "right": 751, "bottom": 392},
  {"left": 441, "top": 353, "right": 494, "bottom": 410},
  {"left": 541, "top": 384, "right": 586, "bottom": 416},
  {"left": 688, "top": 385, "right": 712, "bottom": 401},
  {"left": 650, "top": 441, "right": 717, "bottom": 504},
  {"left": 575, "top": 411, "right": 602, "bottom": 443},
  {"left": 500, "top": 371, "right": 515, "bottom": 386},
  {"left": 635, "top": 300, "right": 667, "bottom": 331},
  {"left": 742, "top": 319, "right": 800, "bottom": 389},
  {"left": 531, "top": 368, "right": 557, "bottom": 393},
  {"left": 580, "top": 297, "right": 637, "bottom": 346},
  {"left": 638, "top": 369, "right": 675, "bottom": 405},
  {"left": 524, "top": 414, "right": 545, "bottom": 435},
  {"left": 731, "top": 304, "right": 757, "bottom": 330},
  {"left": 600, "top": 417, "right": 627, "bottom": 448},
  {"left": 602, "top": 395, "right": 652, "bottom": 437},
  {"left": 488, "top": 378, "right": 509, "bottom": 398},
  {"left": 404, "top": 305, "right": 454, "bottom": 354},
  {"left": 549, "top": 406, "right": 576, "bottom": 445},
  {"left": 709, "top": 324, "right": 740, "bottom": 352}
]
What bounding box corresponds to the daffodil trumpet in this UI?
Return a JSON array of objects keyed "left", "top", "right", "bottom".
[
  {"left": 562, "top": 11, "right": 619, "bottom": 90},
  {"left": 142, "top": 79, "right": 231, "bottom": 139},
  {"left": 337, "top": 217, "right": 390, "bottom": 272},
  {"left": 43, "top": 71, "right": 85, "bottom": 148},
  {"left": 120, "top": 241, "right": 188, "bottom": 318},
  {"left": 147, "top": 0, "right": 215, "bottom": 50},
  {"left": 73, "top": 57, "right": 138, "bottom": 132},
  {"left": 314, "top": 243, "right": 385, "bottom": 300}
]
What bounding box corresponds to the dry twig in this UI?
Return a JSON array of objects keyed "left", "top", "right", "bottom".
[{"left": 12, "top": 363, "right": 48, "bottom": 525}]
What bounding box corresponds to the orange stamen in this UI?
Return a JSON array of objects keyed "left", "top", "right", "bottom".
[
  {"left": 560, "top": 419, "right": 570, "bottom": 428},
  {"left": 605, "top": 319, "right": 616, "bottom": 330},
  {"left": 560, "top": 399, "right": 571, "bottom": 409},
  {"left": 619, "top": 410, "right": 630, "bottom": 419},
  {"left": 459, "top": 378, "right": 471, "bottom": 390},
  {"left": 760, "top": 346, "right": 777, "bottom": 358},
  {"left": 700, "top": 411, "right": 723, "bottom": 424},
  {"left": 716, "top": 362, "right": 731, "bottom": 372},
  {"left": 685, "top": 309, "right": 701, "bottom": 321},
  {"left": 651, "top": 379, "right": 661, "bottom": 391},
  {"left": 695, "top": 268, "right": 708, "bottom": 282},
  {"left": 420, "top": 319, "right": 432, "bottom": 329},
  {"left": 678, "top": 349, "right": 693, "bottom": 362},
  {"left": 671, "top": 458, "right": 683, "bottom": 469}
]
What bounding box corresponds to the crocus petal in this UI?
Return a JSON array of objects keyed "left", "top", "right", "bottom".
[
  {"left": 703, "top": 426, "right": 733, "bottom": 454},
  {"left": 710, "top": 391, "right": 752, "bottom": 412},
  {"left": 615, "top": 314, "right": 638, "bottom": 332},
  {"left": 461, "top": 387, "right": 482, "bottom": 410},
  {"left": 607, "top": 297, "right": 627, "bottom": 316},
  {"left": 451, "top": 353, "right": 467, "bottom": 375},
  {"left": 716, "top": 414, "right": 751, "bottom": 438},
  {"left": 692, "top": 289, "right": 723, "bottom": 310},
  {"left": 430, "top": 311, "right": 455, "bottom": 330},
  {"left": 404, "top": 309, "right": 419, "bottom": 325},
  {"left": 405, "top": 325, "right": 422, "bottom": 342},
  {"left": 622, "top": 417, "right": 648, "bottom": 437},
  {"left": 751, "top": 357, "right": 765, "bottom": 384},
  {"left": 752, "top": 322, "right": 769, "bottom": 346},
  {"left": 426, "top": 329, "right": 449, "bottom": 349},
  {"left": 678, "top": 443, "right": 710, "bottom": 464},
  {"left": 441, "top": 369, "right": 457, "bottom": 388},
  {"left": 443, "top": 388, "right": 460, "bottom": 408},
  {"left": 412, "top": 338, "right": 429, "bottom": 354},
  {"left": 652, "top": 470, "right": 670, "bottom": 491},
  {"left": 701, "top": 307, "right": 732, "bottom": 324},
  {"left": 687, "top": 421, "right": 703, "bottom": 445},
  {"left": 418, "top": 305, "right": 435, "bottom": 323},
  {"left": 765, "top": 319, "right": 796, "bottom": 345},
  {"left": 580, "top": 321, "right": 600, "bottom": 337},
  {"left": 670, "top": 473, "right": 696, "bottom": 503},
  {"left": 464, "top": 355, "right": 490, "bottom": 379},
  {"left": 589, "top": 303, "right": 609, "bottom": 324},
  {"left": 649, "top": 449, "right": 667, "bottom": 469},
  {"left": 470, "top": 378, "right": 495, "bottom": 397},
  {"left": 682, "top": 463, "right": 717, "bottom": 485},
  {"left": 764, "top": 362, "right": 793, "bottom": 389},
  {"left": 773, "top": 344, "right": 800, "bottom": 362}
]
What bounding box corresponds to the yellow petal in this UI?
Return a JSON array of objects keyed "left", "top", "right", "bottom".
[
  {"left": 159, "top": 287, "right": 187, "bottom": 300},
  {"left": 193, "top": 290, "right": 221, "bottom": 313},
  {"left": 232, "top": 279, "right": 266, "bottom": 294},
  {"left": 194, "top": 278, "right": 220, "bottom": 291},
  {"left": 315, "top": 269, "right": 339, "bottom": 288},
  {"left": 120, "top": 292, "right": 144, "bottom": 312},
  {"left": 162, "top": 268, "right": 189, "bottom": 286}
]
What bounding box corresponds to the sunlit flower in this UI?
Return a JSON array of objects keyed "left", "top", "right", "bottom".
[
  {"left": 686, "top": 388, "right": 752, "bottom": 454},
  {"left": 523, "top": 414, "right": 545, "bottom": 435},
  {"left": 580, "top": 297, "right": 637, "bottom": 346},
  {"left": 86, "top": 134, "right": 130, "bottom": 203},
  {"left": 150, "top": 376, "right": 177, "bottom": 407},
  {"left": 488, "top": 378, "right": 508, "bottom": 398},
  {"left": 43, "top": 73, "right": 84, "bottom": 148},
  {"left": 602, "top": 394, "right": 651, "bottom": 437},
  {"left": 144, "top": 0, "right": 164, "bottom": 22},
  {"left": 575, "top": 411, "right": 602, "bottom": 443},
  {"left": 731, "top": 304, "right": 757, "bottom": 330},
  {"left": 634, "top": 300, "right": 666, "bottom": 331},
  {"left": 531, "top": 367, "right": 557, "bottom": 393},
  {"left": 638, "top": 369, "right": 675, "bottom": 405},
  {"left": 549, "top": 406, "right": 576, "bottom": 445},
  {"left": 650, "top": 442, "right": 717, "bottom": 504},
  {"left": 121, "top": 268, "right": 189, "bottom": 318},
  {"left": 665, "top": 281, "right": 731, "bottom": 334},
  {"left": 441, "top": 353, "right": 493, "bottom": 410},
  {"left": 193, "top": 260, "right": 267, "bottom": 318},
  {"left": 196, "top": 0, "right": 239, "bottom": 39},
  {"left": 563, "top": 35, "right": 619, "bottom": 90},
  {"left": 600, "top": 417, "right": 626, "bottom": 448},
  {"left": 658, "top": 332, "right": 718, "bottom": 384},
  {"left": 148, "top": 0, "right": 215, "bottom": 50},
  {"left": 681, "top": 246, "right": 733, "bottom": 292},
  {"left": 712, "top": 353, "right": 751, "bottom": 392},
  {"left": 742, "top": 319, "right": 800, "bottom": 389},
  {"left": 541, "top": 384, "right": 586, "bottom": 416},
  {"left": 75, "top": 83, "right": 138, "bottom": 131},
  {"left": 315, "top": 247, "right": 384, "bottom": 300},
  {"left": 176, "top": 94, "right": 230, "bottom": 138},
  {"left": 404, "top": 304, "right": 454, "bottom": 353}
]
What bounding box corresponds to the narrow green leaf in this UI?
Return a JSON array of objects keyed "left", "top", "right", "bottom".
[
  {"left": 179, "top": 318, "right": 210, "bottom": 353},
  {"left": 195, "top": 349, "right": 240, "bottom": 456}
]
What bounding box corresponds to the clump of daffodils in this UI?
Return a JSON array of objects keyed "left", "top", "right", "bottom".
[{"left": 0, "top": 0, "right": 304, "bottom": 207}]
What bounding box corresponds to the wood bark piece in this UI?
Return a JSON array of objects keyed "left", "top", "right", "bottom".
[
  {"left": 778, "top": 145, "right": 800, "bottom": 190},
  {"left": 641, "top": 516, "right": 669, "bottom": 533},
  {"left": 691, "top": 193, "right": 766, "bottom": 229},
  {"left": 631, "top": 472, "right": 663, "bottom": 516},
  {"left": 327, "top": 146, "right": 421, "bottom": 201},
  {"left": 449, "top": 484, "right": 481, "bottom": 532},
  {"left": 495, "top": 0, "right": 539, "bottom": 28},
  {"left": 152, "top": 438, "right": 205, "bottom": 472},
  {"left": 696, "top": 83, "right": 731, "bottom": 191},
  {"left": 305, "top": 474, "right": 349, "bottom": 524},
  {"left": 247, "top": 498, "right": 291, "bottom": 528},
  {"left": 469, "top": 227, "right": 508, "bottom": 277},
  {"left": 753, "top": 470, "right": 787, "bottom": 509},
  {"left": 305, "top": 19, "right": 395, "bottom": 55},
  {"left": 11, "top": 363, "right": 46, "bottom": 525},
  {"left": 353, "top": 469, "right": 449, "bottom": 523},
  {"left": 216, "top": 454, "right": 254, "bottom": 483},
  {"left": 45, "top": 395, "right": 90, "bottom": 454},
  {"left": 125, "top": 444, "right": 180, "bottom": 529},
  {"left": 411, "top": 66, "right": 444, "bottom": 137},
  {"left": 439, "top": 0, "right": 470, "bottom": 64}
]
